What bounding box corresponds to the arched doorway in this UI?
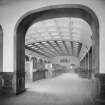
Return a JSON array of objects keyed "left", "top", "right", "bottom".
[{"left": 14, "top": 4, "right": 99, "bottom": 94}]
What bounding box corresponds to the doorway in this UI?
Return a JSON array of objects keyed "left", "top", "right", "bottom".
[{"left": 14, "top": 4, "right": 99, "bottom": 95}]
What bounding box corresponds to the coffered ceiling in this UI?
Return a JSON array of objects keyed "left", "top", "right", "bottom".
[{"left": 25, "top": 17, "right": 92, "bottom": 60}]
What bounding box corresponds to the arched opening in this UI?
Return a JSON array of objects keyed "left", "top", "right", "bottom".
[{"left": 14, "top": 4, "right": 99, "bottom": 95}]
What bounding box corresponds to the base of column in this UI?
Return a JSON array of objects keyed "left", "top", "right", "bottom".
[
  {"left": 0, "top": 72, "right": 14, "bottom": 95},
  {"left": 95, "top": 73, "right": 105, "bottom": 101}
]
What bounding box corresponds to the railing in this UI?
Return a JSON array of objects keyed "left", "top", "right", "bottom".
[
  {"left": 33, "top": 69, "right": 48, "bottom": 81},
  {"left": 77, "top": 68, "right": 92, "bottom": 78}
]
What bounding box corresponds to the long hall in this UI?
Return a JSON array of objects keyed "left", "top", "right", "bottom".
[{"left": 0, "top": 0, "right": 105, "bottom": 105}]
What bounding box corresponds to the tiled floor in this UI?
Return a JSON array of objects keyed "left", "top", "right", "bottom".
[{"left": 0, "top": 73, "right": 101, "bottom": 105}]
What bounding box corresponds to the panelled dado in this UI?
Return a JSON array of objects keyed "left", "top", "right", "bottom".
[{"left": 0, "top": 72, "right": 13, "bottom": 94}]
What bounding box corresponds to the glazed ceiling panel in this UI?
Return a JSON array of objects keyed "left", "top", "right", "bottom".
[
  {"left": 26, "top": 17, "right": 92, "bottom": 43},
  {"left": 25, "top": 17, "right": 92, "bottom": 60}
]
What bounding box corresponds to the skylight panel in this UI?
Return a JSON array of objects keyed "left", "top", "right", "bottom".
[
  {"left": 50, "top": 32, "right": 59, "bottom": 36},
  {"left": 47, "top": 27, "right": 57, "bottom": 32},
  {"left": 33, "top": 21, "right": 43, "bottom": 28},
  {"left": 44, "top": 19, "right": 55, "bottom": 27},
  {"left": 37, "top": 28, "right": 46, "bottom": 33},
  {"left": 55, "top": 17, "right": 70, "bottom": 26},
  {"left": 41, "top": 32, "right": 49, "bottom": 36}
]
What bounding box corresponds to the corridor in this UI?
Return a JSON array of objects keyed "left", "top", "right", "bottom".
[{"left": 0, "top": 72, "right": 99, "bottom": 105}]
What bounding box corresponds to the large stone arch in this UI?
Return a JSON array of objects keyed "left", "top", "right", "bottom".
[{"left": 14, "top": 4, "right": 99, "bottom": 94}]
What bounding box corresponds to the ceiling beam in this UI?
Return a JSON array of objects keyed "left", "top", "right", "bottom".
[
  {"left": 71, "top": 41, "right": 74, "bottom": 56},
  {"left": 55, "top": 41, "right": 65, "bottom": 54},
  {"left": 62, "top": 41, "right": 70, "bottom": 56},
  {"left": 25, "top": 45, "right": 50, "bottom": 58},
  {"left": 72, "top": 41, "right": 80, "bottom": 57},
  {"left": 47, "top": 41, "right": 61, "bottom": 55},
  {"left": 40, "top": 42, "right": 58, "bottom": 56},
  {"left": 77, "top": 43, "right": 82, "bottom": 57},
  {"left": 32, "top": 44, "right": 54, "bottom": 57}
]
